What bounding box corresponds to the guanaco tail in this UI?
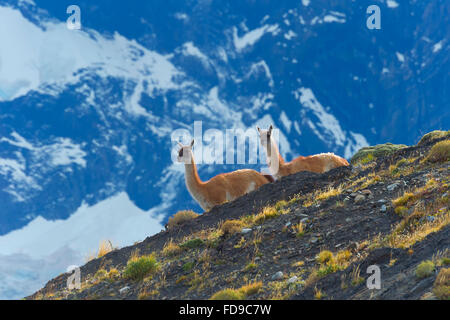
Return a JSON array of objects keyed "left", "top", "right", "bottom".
[
  {"left": 257, "top": 125, "right": 349, "bottom": 180},
  {"left": 177, "top": 140, "right": 273, "bottom": 211}
]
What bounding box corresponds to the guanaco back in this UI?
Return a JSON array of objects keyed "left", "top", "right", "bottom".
[{"left": 257, "top": 125, "right": 349, "bottom": 180}]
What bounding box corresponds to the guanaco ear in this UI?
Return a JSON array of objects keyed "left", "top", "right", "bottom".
[
  {"left": 190, "top": 139, "right": 195, "bottom": 147},
  {"left": 256, "top": 126, "right": 261, "bottom": 133},
  {"left": 269, "top": 125, "right": 273, "bottom": 133}
]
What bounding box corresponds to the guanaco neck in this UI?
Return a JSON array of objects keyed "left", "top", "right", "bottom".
[
  {"left": 265, "top": 137, "right": 285, "bottom": 177},
  {"left": 184, "top": 154, "right": 204, "bottom": 194}
]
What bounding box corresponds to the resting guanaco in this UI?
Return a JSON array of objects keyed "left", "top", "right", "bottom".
[
  {"left": 257, "top": 125, "right": 349, "bottom": 180},
  {"left": 177, "top": 140, "right": 273, "bottom": 211}
]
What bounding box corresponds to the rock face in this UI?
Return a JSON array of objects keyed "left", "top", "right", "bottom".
[{"left": 27, "top": 134, "right": 450, "bottom": 300}]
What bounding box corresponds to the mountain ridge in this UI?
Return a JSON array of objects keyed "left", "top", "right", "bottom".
[{"left": 27, "top": 131, "right": 450, "bottom": 300}]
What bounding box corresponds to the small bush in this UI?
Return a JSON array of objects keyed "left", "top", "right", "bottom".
[
  {"left": 180, "top": 238, "right": 205, "bottom": 250},
  {"left": 123, "top": 253, "right": 159, "bottom": 281},
  {"left": 162, "top": 239, "right": 183, "bottom": 257},
  {"left": 182, "top": 262, "right": 195, "bottom": 272},
  {"left": 432, "top": 268, "right": 449, "bottom": 300},
  {"left": 335, "top": 250, "right": 352, "bottom": 265},
  {"left": 239, "top": 281, "right": 263, "bottom": 296},
  {"left": 210, "top": 282, "right": 263, "bottom": 300},
  {"left": 244, "top": 262, "right": 257, "bottom": 271},
  {"left": 394, "top": 206, "right": 409, "bottom": 216},
  {"left": 253, "top": 206, "right": 280, "bottom": 224},
  {"left": 221, "top": 220, "right": 244, "bottom": 235},
  {"left": 210, "top": 288, "right": 245, "bottom": 300},
  {"left": 294, "top": 222, "right": 305, "bottom": 238},
  {"left": 97, "top": 240, "right": 114, "bottom": 258},
  {"left": 424, "top": 140, "right": 450, "bottom": 163},
  {"left": 317, "top": 250, "right": 334, "bottom": 264},
  {"left": 392, "top": 192, "right": 415, "bottom": 207},
  {"left": 415, "top": 260, "right": 435, "bottom": 279},
  {"left": 167, "top": 210, "right": 199, "bottom": 229}
]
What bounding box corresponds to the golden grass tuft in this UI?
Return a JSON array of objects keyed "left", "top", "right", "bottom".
[
  {"left": 210, "top": 281, "right": 263, "bottom": 300},
  {"left": 303, "top": 185, "right": 343, "bottom": 207},
  {"left": 253, "top": 206, "right": 281, "bottom": 224},
  {"left": 432, "top": 268, "right": 450, "bottom": 300},
  {"left": 221, "top": 219, "right": 244, "bottom": 235},
  {"left": 162, "top": 239, "right": 183, "bottom": 257},
  {"left": 424, "top": 140, "right": 450, "bottom": 163},
  {"left": 167, "top": 210, "right": 199, "bottom": 229}
]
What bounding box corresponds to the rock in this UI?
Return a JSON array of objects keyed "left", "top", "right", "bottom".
[
  {"left": 362, "top": 189, "right": 372, "bottom": 195},
  {"left": 287, "top": 276, "right": 298, "bottom": 284},
  {"left": 119, "top": 286, "right": 130, "bottom": 295},
  {"left": 378, "top": 199, "right": 387, "bottom": 203},
  {"left": 354, "top": 194, "right": 365, "bottom": 203},
  {"left": 350, "top": 192, "right": 358, "bottom": 198},
  {"left": 241, "top": 228, "right": 252, "bottom": 234},
  {"left": 271, "top": 271, "right": 284, "bottom": 280},
  {"left": 387, "top": 183, "right": 399, "bottom": 191},
  {"left": 380, "top": 205, "right": 387, "bottom": 213},
  {"left": 300, "top": 217, "right": 309, "bottom": 224},
  {"left": 345, "top": 218, "right": 352, "bottom": 223},
  {"left": 426, "top": 216, "right": 435, "bottom": 222},
  {"left": 285, "top": 222, "right": 292, "bottom": 227},
  {"left": 310, "top": 237, "right": 318, "bottom": 244}
]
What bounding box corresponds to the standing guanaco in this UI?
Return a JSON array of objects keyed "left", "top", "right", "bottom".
[{"left": 177, "top": 140, "right": 273, "bottom": 211}]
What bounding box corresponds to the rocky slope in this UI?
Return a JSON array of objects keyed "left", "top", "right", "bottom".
[{"left": 28, "top": 131, "right": 449, "bottom": 300}]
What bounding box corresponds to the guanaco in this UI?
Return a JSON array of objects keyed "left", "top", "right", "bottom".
[
  {"left": 257, "top": 125, "right": 349, "bottom": 180},
  {"left": 177, "top": 140, "right": 274, "bottom": 211}
]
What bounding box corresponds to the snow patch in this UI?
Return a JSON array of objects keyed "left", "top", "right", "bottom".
[
  {"left": 233, "top": 24, "right": 280, "bottom": 52},
  {"left": 387, "top": 1, "right": 399, "bottom": 9},
  {"left": 0, "top": 192, "right": 165, "bottom": 299}
]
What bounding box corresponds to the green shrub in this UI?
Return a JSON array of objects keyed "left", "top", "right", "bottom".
[
  {"left": 182, "top": 262, "right": 195, "bottom": 272},
  {"left": 123, "top": 253, "right": 159, "bottom": 281},
  {"left": 415, "top": 260, "right": 435, "bottom": 279},
  {"left": 180, "top": 238, "right": 205, "bottom": 249}
]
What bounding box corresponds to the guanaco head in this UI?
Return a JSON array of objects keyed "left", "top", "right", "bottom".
[
  {"left": 177, "top": 139, "right": 195, "bottom": 164},
  {"left": 256, "top": 124, "right": 273, "bottom": 148}
]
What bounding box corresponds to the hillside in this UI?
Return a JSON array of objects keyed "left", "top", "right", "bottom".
[{"left": 28, "top": 131, "right": 449, "bottom": 300}]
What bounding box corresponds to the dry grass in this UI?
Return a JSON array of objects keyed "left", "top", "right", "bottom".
[
  {"left": 167, "top": 210, "right": 199, "bottom": 229},
  {"left": 303, "top": 185, "right": 343, "bottom": 207},
  {"left": 86, "top": 240, "right": 114, "bottom": 261},
  {"left": 210, "top": 281, "right": 263, "bottom": 300},
  {"left": 221, "top": 219, "right": 244, "bottom": 235},
  {"left": 424, "top": 140, "right": 450, "bottom": 163},
  {"left": 162, "top": 239, "right": 183, "bottom": 257},
  {"left": 433, "top": 268, "right": 450, "bottom": 300}
]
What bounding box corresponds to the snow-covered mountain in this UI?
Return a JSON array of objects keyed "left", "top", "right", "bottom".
[{"left": 0, "top": 0, "right": 448, "bottom": 299}]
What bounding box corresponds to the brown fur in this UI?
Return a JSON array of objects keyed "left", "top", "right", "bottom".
[
  {"left": 178, "top": 141, "right": 270, "bottom": 211},
  {"left": 257, "top": 125, "right": 349, "bottom": 179}
]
